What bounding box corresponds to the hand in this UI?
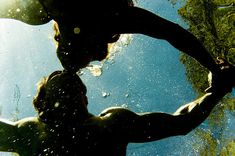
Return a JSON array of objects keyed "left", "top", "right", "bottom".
[{"left": 205, "top": 57, "right": 235, "bottom": 93}]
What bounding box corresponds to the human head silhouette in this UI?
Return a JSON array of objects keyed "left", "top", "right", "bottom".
[{"left": 33, "top": 71, "right": 88, "bottom": 124}]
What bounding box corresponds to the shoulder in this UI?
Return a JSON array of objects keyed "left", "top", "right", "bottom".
[
  {"left": 99, "top": 107, "right": 138, "bottom": 121},
  {"left": 15, "top": 117, "right": 46, "bottom": 148},
  {"left": 100, "top": 106, "right": 135, "bottom": 115},
  {"left": 97, "top": 107, "right": 141, "bottom": 142},
  {"left": 16, "top": 117, "right": 46, "bottom": 134},
  {"left": 0, "top": 117, "right": 44, "bottom": 153},
  {"left": 0, "top": 117, "right": 40, "bottom": 131},
  {"left": 16, "top": 117, "right": 41, "bottom": 127}
]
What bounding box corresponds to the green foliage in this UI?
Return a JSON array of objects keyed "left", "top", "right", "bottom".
[
  {"left": 178, "top": 0, "right": 235, "bottom": 102},
  {"left": 224, "top": 98, "right": 235, "bottom": 112},
  {"left": 220, "top": 140, "right": 235, "bottom": 156},
  {"left": 194, "top": 130, "right": 235, "bottom": 156},
  {"left": 180, "top": 54, "right": 208, "bottom": 95},
  {"left": 179, "top": 0, "right": 235, "bottom": 93},
  {"left": 178, "top": 0, "right": 235, "bottom": 155},
  {"left": 194, "top": 129, "right": 218, "bottom": 156},
  {"left": 178, "top": 0, "right": 220, "bottom": 94}
]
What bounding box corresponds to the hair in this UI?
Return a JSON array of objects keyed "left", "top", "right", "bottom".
[{"left": 33, "top": 71, "right": 87, "bottom": 123}]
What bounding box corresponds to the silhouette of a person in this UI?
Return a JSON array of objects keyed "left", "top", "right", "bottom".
[
  {"left": 0, "top": 0, "right": 232, "bottom": 75},
  {"left": 0, "top": 70, "right": 233, "bottom": 155}
]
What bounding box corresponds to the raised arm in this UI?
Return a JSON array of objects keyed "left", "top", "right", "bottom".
[
  {"left": 100, "top": 73, "right": 232, "bottom": 143},
  {"left": 0, "top": 0, "right": 50, "bottom": 25},
  {"left": 110, "top": 7, "right": 220, "bottom": 74},
  {"left": 0, "top": 119, "right": 18, "bottom": 152}
]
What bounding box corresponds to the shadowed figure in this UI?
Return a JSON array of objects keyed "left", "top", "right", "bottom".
[
  {"left": 0, "top": 70, "right": 233, "bottom": 156},
  {"left": 0, "top": 0, "right": 234, "bottom": 75}
]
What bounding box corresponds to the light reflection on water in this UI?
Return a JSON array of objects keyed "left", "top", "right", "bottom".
[{"left": 0, "top": 0, "right": 210, "bottom": 155}]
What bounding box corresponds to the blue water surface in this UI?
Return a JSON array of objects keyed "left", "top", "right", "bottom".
[{"left": 0, "top": 0, "right": 213, "bottom": 155}]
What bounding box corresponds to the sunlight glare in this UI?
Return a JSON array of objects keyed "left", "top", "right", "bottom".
[{"left": 0, "top": 0, "right": 13, "bottom": 6}]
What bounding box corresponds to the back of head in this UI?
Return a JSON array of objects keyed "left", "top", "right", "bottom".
[{"left": 33, "top": 71, "right": 88, "bottom": 124}]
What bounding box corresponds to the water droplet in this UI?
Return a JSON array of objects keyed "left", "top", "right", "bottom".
[
  {"left": 54, "top": 102, "right": 60, "bottom": 108},
  {"left": 102, "top": 91, "right": 110, "bottom": 98},
  {"left": 74, "top": 27, "right": 81, "bottom": 34},
  {"left": 121, "top": 104, "right": 128, "bottom": 108}
]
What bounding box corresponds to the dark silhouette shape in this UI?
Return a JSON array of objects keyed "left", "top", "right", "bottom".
[
  {"left": 0, "top": 70, "right": 233, "bottom": 155},
  {"left": 0, "top": 0, "right": 230, "bottom": 73}
]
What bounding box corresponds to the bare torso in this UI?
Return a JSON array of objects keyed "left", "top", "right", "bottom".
[{"left": 15, "top": 112, "right": 128, "bottom": 156}]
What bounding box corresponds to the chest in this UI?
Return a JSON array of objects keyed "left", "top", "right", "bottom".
[{"left": 36, "top": 125, "right": 127, "bottom": 156}]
